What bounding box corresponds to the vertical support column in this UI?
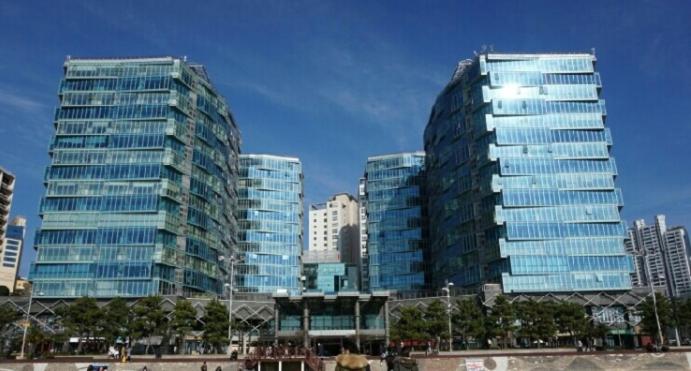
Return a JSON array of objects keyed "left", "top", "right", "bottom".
[
  {"left": 355, "top": 300, "right": 361, "bottom": 350},
  {"left": 303, "top": 300, "right": 310, "bottom": 348},
  {"left": 384, "top": 300, "right": 390, "bottom": 347},
  {"left": 278, "top": 360, "right": 283, "bottom": 371},
  {"left": 275, "top": 304, "right": 280, "bottom": 344}
]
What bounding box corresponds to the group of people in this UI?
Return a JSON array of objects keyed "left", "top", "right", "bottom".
[{"left": 199, "top": 361, "right": 223, "bottom": 371}]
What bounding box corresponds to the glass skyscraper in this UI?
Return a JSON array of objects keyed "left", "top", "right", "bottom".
[
  {"left": 363, "top": 152, "right": 426, "bottom": 291},
  {"left": 424, "top": 52, "right": 633, "bottom": 293},
  {"left": 31, "top": 57, "right": 240, "bottom": 298},
  {"left": 236, "top": 154, "right": 303, "bottom": 295}
]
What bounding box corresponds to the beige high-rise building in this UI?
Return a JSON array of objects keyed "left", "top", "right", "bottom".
[
  {"left": 0, "top": 216, "right": 24, "bottom": 293},
  {"left": 0, "top": 167, "right": 14, "bottom": 246},
  {"left": 308, "top": 193, "right": 359, "bottom": 264}
]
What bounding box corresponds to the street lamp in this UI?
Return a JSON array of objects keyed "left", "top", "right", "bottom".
[
  {"left": 20, "top": 288, "right": 44, "bottom": 360},
  {"left": 640, "top": 252, "right": 664, "bottom": 347},
  {"left": 441, "top": 280, "right": 454, "bottom": 352},
  {"left": 220, "top": 254, "right": 237, "bottom": 355}
]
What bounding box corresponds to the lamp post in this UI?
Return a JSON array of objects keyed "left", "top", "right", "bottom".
[
  {"left": 441, "top": 280, "right": 454, "bottom": 352},
  {"left": 19, "top": 288, "right": 43, "bottom": 360},
  {"left": 641, "top": 252, "right": 664, "bottom": 347},
  {"left": 221, "top": 254, "right": 237, "bottom": 355}
]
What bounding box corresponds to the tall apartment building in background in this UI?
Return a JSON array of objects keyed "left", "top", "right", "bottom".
[
  {"left": 308, "top": 193, "right": 359, "bottom": 264},
  {"left": 424, "top": 52, "right": 633, "bottom": 293},
  {"left": 30, "top": 57, "right": 241, "bottom": 298},
  {"left": 358, "top": 178, "right": 369, "bottom": 290},
  {"left": 0, "top": 167, "right": 15, "bottom": 248},
  {"left": 363, "top": 152, "right": 427, "bottom": 291},
  {"left": 625, "top": 215, "right": 691, "bottom": 298},
  {"left": 236, "top": 154, "right": 303, "bottom": 295},
  {"left": 0, "top": 217, "right": 26, "bottom": 293}
]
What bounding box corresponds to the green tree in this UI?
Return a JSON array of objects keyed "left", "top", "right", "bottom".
[
  {"left": 390, "top": 306, "right": 427, "bottom": 342},
  {"left": 0, "top": 286, "right": 10, "bottom": 296},
  {"left": 100, "top": 297, "right": 131, "bottom": 350},
  {"left": 675, "top": 298, "right": 691, "bottom": 337},
  {"left": 0, "top": 304, "right": 20, "bottom": 334},
  {"left": 57, "top": 297, "right": 102, "bottom": 353},
  {"left": 585, "top": 321, "right": 610, "bottom": 348},
  {"left": 171, "top": 299, "right": 197, "bottom": 354},
  {"left": 452, "top": 298, "right": 485, "bottom": 349},
  {"left": 202, "top": 299, "right": 229, "bottom": 354},
  {"left": 514, "top": 300, "right": 556, "bottom": 348},
  {"left": 424, "top": 300, "right": 450, "bottom": 350},
  {"left": 553, "top": 302, "right": 588, "bottom": 346},
  {"left": 486, "top": 295, "right": 515, "bottom": 349},
  {"left": 27, "top": 325, "right": 50, "bottom": 357},
  {"left": 130, "top": 296, "right": 168, "bottom": 354},
  {"left": 639, "top": 293, "right": 672, "bottom": 343}
]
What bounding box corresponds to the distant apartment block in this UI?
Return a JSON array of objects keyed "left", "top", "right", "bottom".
[
  {"left": 0, "top": 216, "right": 26, "bottom": 293},
  {"left": 236, "top": 154, "right": 303, "bottom": 295},
  {"left": 0, "top": 167, "right": 15, "bottom": 248},
  {"left": 625, "top": 215, "right": 691, "bottom": 298},
  {"left": 308, "top": 193, "right": 359, "bottom": 264},
  {"left": 358, "top": 178, "right": 369, "bottom": 290},
  {"left": 30, "top": 57, "right": 241, "bottom": 298}
]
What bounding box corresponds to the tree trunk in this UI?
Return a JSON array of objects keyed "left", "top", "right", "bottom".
[{"left": 146, "top": 336, "right": 151, "bottom": 355}]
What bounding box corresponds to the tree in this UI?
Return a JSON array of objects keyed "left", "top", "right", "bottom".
[
  {"left": 675, "top": 298, "right": 691, "bottom": 337},
  {"left": 0, "top": 286, "right": 10, "bottom": 296},
  {"left": 514, "top": 300, "right": 556, "bottom": 348},
  {"left": 424, "top": 300, "right": 450, "bottom": 350},
  {"left": 57, "top": 297, "right": 102, "bottom": 353},
  {"left": 171, "top": 299, "right": 197, "bottom": 354},
  {"left": 202, "top": 299, "right": 229, "bottom": 354},
  {"left": 100, "top": 297, "right": 131, "bottom": 350},
  {"left": 452, "top": 298, "right": 485, "bottom": 349},
  {"left": 130, "top": 296, "right": 168, "bottom": 355},
  {"left": 486, "top": 295, "right": 515, "bottom": 349},
  {"left": 553, "top": 302, "right": 588, "bottom": 346},
  {"left": 27, "top": 325, "right": 49, "bottom": 357},
  {"left": 390, "top": 306, "right": 427, "bottom": 342},
  {"left": 639, "top": 293, "right": 673, "bottom": 343},
  {"left": 585, "top": 321, "right": 610, "bottom": 349},
  {"left": 0, "top": 304, "right": 20, "bottom": 334}
]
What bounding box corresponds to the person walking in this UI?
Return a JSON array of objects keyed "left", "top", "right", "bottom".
[{"left": 201, "top": 361, "right": 208, "bottom": 371}]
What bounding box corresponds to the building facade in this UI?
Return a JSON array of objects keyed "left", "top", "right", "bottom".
[
  {"left": 236, "top": 154, "right": 303, "bottom": 295},
  {"left": 0, "top": 168, "right": 15, "bottom": 248},
  {"left": 30, "top": 57, "right": 241, "bottom": 298},
  {"left": 424, "top": 52, "right": 633, "bottom": 293},
  {"left": 363, "top": 152, "right": 427, "bottom": 291},
  {"left": 0, "top": 216, "right": 25, "bottom": 293},
  {"left": 625, "top": 215, "right": 691, "bottom": 298},
  {"left": 302, "top": 247, "right": 358, "bottom": 293},
  {"left": 308, "top": 193, "right": 359, "bottom": 264},
  {"left": 358, "top": 178, "right": 369, "bottom": 291}
]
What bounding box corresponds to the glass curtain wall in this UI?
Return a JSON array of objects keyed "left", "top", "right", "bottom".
[
  {"left": 31, "top": 57, "right": 240, "bottom": 298},
  {"left": 236, "top": 154, "right": 303, "bottom": 295},
  {"left": 424, "top": 53, "right": 632, "bottom": 293},
  {"left": 364, "top": 152, "right": 426, "bottom": 291}
]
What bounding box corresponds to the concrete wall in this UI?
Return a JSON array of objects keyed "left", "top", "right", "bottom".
[
  {"left": 416, "top": 352, "right": 691, "bottom": 371},
  {"left": 0, "top": 359, "right": 385, "bottom": 371},
  {"left": 3, "top": 353, "right": 691, "bottom": 371}
]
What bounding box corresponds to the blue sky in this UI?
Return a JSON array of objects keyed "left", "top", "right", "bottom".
[{"left": 1, "top": 0, "right": 690, "bottom": 277}]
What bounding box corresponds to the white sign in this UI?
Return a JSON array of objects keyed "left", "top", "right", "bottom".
[{"left": 465, "top": 358, "right": 485, "bottom": 371}]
